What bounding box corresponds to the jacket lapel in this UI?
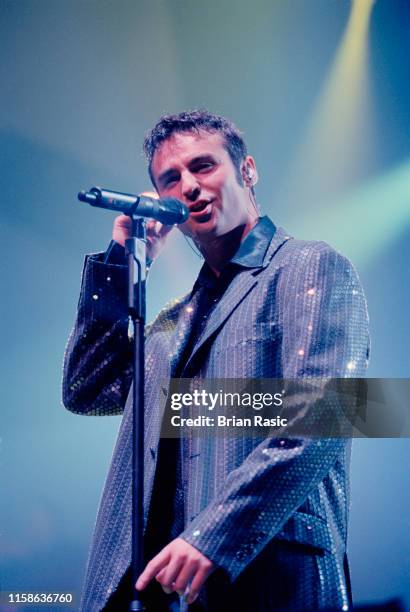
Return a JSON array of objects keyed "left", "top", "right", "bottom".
[
  {"left": 181, "top": 227, "right": 292, "bottom": 374},
  {"left": 169, "top": 227, "right": 292, "bottom": 377}
]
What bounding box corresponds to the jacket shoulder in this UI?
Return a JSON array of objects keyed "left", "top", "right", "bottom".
[
  {"left": 268, "top": 232, "right": 358, "bottom": 277},
  {"left": 273, "top": 231, "right": 346, "bottom": 260}
]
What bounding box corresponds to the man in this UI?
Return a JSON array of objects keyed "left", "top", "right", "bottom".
[{"left": 63, "top": 110, "right": 370, "bottom": 611}]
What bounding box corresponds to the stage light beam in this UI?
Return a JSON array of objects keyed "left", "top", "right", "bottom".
[{"left": 280, "top": 0, "right": 376, "bottom": 209}]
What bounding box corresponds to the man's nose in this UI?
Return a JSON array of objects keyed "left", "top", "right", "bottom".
[{"left": 181, "top": 172, "right": 200, "bottom": 201}]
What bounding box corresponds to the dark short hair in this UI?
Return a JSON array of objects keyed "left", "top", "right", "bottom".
[{"left": 143, "top": 109, "right": 248, "bottom": 187}]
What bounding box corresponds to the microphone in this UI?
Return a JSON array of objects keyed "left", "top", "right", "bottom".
[{"left": 78, "top": 186, "right": 189, "bottom": 225}]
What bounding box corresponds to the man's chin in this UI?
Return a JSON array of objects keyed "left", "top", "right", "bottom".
[{"left": 181, "top": 217, "right": 219, "bottom": 240}]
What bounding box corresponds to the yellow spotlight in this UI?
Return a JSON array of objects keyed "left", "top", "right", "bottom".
[{"left": 280, "top": 0, "right": 376, "bottom": 208}]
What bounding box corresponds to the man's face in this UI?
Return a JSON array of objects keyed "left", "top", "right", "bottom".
[{"left": 151, "top": 130, "right": 255, "bottom": 244}]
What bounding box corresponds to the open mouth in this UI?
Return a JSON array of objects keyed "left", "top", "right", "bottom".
[{"left": 189, "top": 199, "right": 213, "bottom": 214}]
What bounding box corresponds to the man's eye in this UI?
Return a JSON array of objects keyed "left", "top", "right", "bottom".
[
  {"left": 165, "top": 177, "right": 178, "bottom": 187},
  {"left": 195, "top": 163, "right": 214, "bottom": 173}
]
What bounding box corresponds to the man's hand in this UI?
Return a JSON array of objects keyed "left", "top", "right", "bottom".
[
  {"left": 112, "top": 191, "right": 174, "bottom": 262},
  {"left": 136, "top": 538, "right": 215, "bottom": 605}
]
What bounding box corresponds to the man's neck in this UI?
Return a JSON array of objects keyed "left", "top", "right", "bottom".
[{"left": 199, "top": 217, "right": 258, "bottom": 277}]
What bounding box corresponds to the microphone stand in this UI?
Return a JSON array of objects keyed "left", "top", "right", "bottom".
[
  {"left": 77, "top": 186, "right": 188, "bottom": 609},
  {"left": 126, "top": 215, "right": 146, "bottom": 612}
]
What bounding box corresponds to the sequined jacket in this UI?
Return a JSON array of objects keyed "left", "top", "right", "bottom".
[{"left": 63, "top": 226, "right": 370, "bottom": 611}]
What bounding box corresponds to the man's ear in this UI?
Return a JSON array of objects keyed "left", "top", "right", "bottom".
[{"left": 241, "top": 156, "right": 258, "bottom": 187}]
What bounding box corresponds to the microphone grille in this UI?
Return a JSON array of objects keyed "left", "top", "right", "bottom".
[{"left": 161, "top": 198, "right": 190, "bottom": 223}]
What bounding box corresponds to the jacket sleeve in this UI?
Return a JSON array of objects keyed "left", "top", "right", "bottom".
[
  {"left": 62, "top": 251, "right": 132, "bottom": 416},
  {"left": 181, "top": 242, "right": 370, "bottom": 581}
]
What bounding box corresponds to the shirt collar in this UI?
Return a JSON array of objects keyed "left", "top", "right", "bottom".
[
  {"left": 230, "top": 215, "right": 276, "bottom": 268},
  {"left": 192, "top": 216, "right": 276, "bottom": 292}
]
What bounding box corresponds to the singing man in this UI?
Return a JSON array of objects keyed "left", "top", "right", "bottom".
[{"left": 63, "top": 109, "right": 370, "bottom": 611}]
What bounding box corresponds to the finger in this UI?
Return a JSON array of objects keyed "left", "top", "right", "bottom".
[
  {"left": 173, "top": 559, "right": 199, "bottom": 596},
  {"left": 185, "top": 565, "right": 214, "bottom": 604},
  {"left": 136, "top": 550, "right": 171, "bottom": 591},
  {"left": 146, "top": 220, "right": 167, "bottom": 238},
  {"left": 112, "top": 214, "right": 132, "bottom": 245},
  {"left": 158, "top": 222, "right": 174, "bottom": 238},
  {"left": 146, "top": 219, "right": 157, "bottom": 231},
  {"left": 115, "top": 214, "right": 132, "bottom": 226},
  {"left": 145, "top": 222, "right": 158, "bottom": 245},
  {"left": 155, "top": 556, "right": 184, "bottom": 594},
  {"left": 154, "top": 568, "right": 172, "bottom": 594}
]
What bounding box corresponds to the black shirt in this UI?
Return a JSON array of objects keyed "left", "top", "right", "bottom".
[{"left": 173, "top": 216, "right": 276, "bottom": 377}]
